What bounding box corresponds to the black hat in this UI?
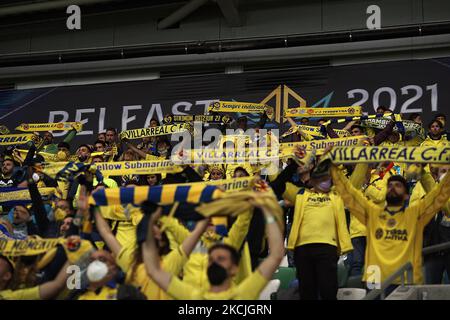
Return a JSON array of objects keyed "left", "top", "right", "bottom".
[
  {"left": 32, "top": 154, "right": 45, "bottom": 164},
  {"left": 237, "top": 115, "right": 248, "bottom": 122},
  {"left": 387, "top": 175, "right": 408, "bottom": 192},
  {"left": 58, "top": 142, "right": 70, "bottom": 151},
  {"left": 310, "top": 159, "right": 331, "bottom": 180}
]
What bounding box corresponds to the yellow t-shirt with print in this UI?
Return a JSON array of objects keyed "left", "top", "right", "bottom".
[
  {"left": 297, "top": 192, "right": 337, "bottom": 247},
  {"left": 350, "top": 171, "right": 391, "bottom": 239},
  {"left": 115, "top": 243, "right": 187, "bottom": 300},
  {"left": 167, "top": 269, "right": 268, "bottom": 300},
  {"left": 332, "top": 166, "right": 450, "bottom": 284}
]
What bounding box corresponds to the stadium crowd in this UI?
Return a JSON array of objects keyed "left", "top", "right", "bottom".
[{"left": 0, "top": 107, "right": 449, "bottom": 300}]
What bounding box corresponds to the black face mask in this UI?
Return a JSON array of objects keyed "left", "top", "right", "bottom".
[{"left": 207, "top": 261, "right": 228, "bottom": 286}]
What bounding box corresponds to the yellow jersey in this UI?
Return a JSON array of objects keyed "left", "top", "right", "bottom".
[
  {"left": 332, "top": 166, "right": 450, "bottom": 284},
  {"left": 166, "top": 269, "right": 268, "bottom": 300}
]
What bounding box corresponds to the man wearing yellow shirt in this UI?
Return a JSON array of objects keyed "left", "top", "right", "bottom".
[
  {"left": 347, "top": 163, "right": 396, "bottom": 277},
  {"left": 142, "top": 195, "right": 284, "bottom": 300},
  {"left": 331, "top": 164, "right": 450, "bottom": 295},
  {"left": 94, "top": 201, "right": 209, "bottom": 299}
]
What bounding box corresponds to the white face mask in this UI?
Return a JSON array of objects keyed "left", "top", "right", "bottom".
[{"left": 86, "top": 260, "right": 108, "bottom": 282}]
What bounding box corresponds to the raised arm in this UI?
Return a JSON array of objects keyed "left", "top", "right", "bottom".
[
  {"left": 415, "top": 170, "right": 450, "bottom": 222},
  {"left": 343, "top": 120, "right": 357, "bottom": 132},
  {"left": 251, "top": 200, "right": 284, "bottom": 280},
  {"left": 39, "top": 261, "right": 70, "bottom": 300},
  {"left": 159, "top": 215, "right": 191, "bottom": 244},
  {"left": 93, "top": 207, "right": 122, "bottom": 257},
  {"left": 63, "top": 128, "right": 78, "bottom": 144},
  {"left": 331, "top": 164, "right": 377, "bottom": 225},
  {"left": 256, "top": 111, "right": 268, "bottom": 129},
  {"left": 224, "top": 211, "right": 253, "bottom": 250},
  {"left": 285, "top": 117, "right": 311, "bottom": 141},
  {"left": 182, "top": 165, "right": 204, "bottom": 182},
  {"left": 373, "top": 118, "right": 395, "bottom": 146},
  {"left": 269, "top": 161, "right": 299, "bottom": 200},
  {"left": 326, "top": 125, "right": 339, "bottom": 139},
  {"left": 123, "top": 139, "right": 148, "bottom": 159},
  {"left": 27, "top": 167, "right": 49, "bottom": 236},
  {"left": 180, "top": 218, "right": 209, "bottom": 257},
  {"left": 142, "top": 208, "right": 172, "bottom": 291}
]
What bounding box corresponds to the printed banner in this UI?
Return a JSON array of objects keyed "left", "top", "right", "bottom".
[
  {"left": 14, "top": 149, "right": 78, "bottom": 163},
  {"left": 93, "top": 160, "right": 184, "bottom": 176},
  {"left": 208, "top": 101, "right": 274, "bottom": 120},
  {"left": 324, "top": 146, "right": 450, "bottom": 164},
  {"left": 195, "top": 176, "right": 255, "bottom": 193},
  {"left": 172, "top": 147, "right": 281, "bottom": 165},
  {"left": 284, "top": 106, "right": 362, "bottom": 118},
  {"left": 163, "top": 114, "right": 232, "bottom": 124},
  {"left": 0, "top": 238, "right": 63, "bottom": 256},
  {"left": 361, "top": 118, "right": 425, "bottom": 138},
  {"left": 35, "top": 161, "right": 102, "bottom": 182},
  {"left": 15, "top": 122, "right": 82, "bottom": 132},
  {"left": 119, "top": 123, "right": 191, "bottom": 140},
  {"left": 281, "top": 125, "right": 350, "bottom": 138},
  {"left": 0, "top": 134, "right": 35, "bottom": 145},
  {"left": 0, "top": 187, "right": 56, "bottom": 206},
  {"left": 0, "top": 238, "right": 93, "bottom": 262},
  {"left": 279, "top": 135, "right": 368, "bottom": 155}
]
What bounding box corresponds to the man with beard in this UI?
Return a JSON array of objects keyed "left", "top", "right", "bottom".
[
  {"left": 141, "top": 195, "right": 284, "bottom": 300},
  {"left": 331, "top": 164, "right": 450, "bottom": 296},
  {"left": 40, "top": 127, "right": 77, "bottom": 154},
  {"left": 76, "top": 144, "right": 92, "bottom": 163},
  {"left": 0, "top": 157, "right": 16, "bottom": 188}
]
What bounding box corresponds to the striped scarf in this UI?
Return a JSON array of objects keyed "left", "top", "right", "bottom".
[{"left": 89, "top": 183, "right": 224, "bottom": 206}]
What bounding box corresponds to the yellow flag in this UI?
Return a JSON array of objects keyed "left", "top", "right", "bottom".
[
  {"left": 15, "top": 122, "right": 82, "bottom": 132},
  {"left": 208, "top": 101, "right": 274, "bottom": 120},
  {"left": 0, "top": 134, "right": 35, "bottom": 145},
  {"left": 119, "top": 123, "right": 190, "bottom": 140},
  {"left": 284, "top": 106, "right": 362, "bottom": 118}
]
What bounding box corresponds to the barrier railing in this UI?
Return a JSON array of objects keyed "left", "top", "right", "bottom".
[{"left": 363, "top": 240, "right": 450, "bottom": 300}]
